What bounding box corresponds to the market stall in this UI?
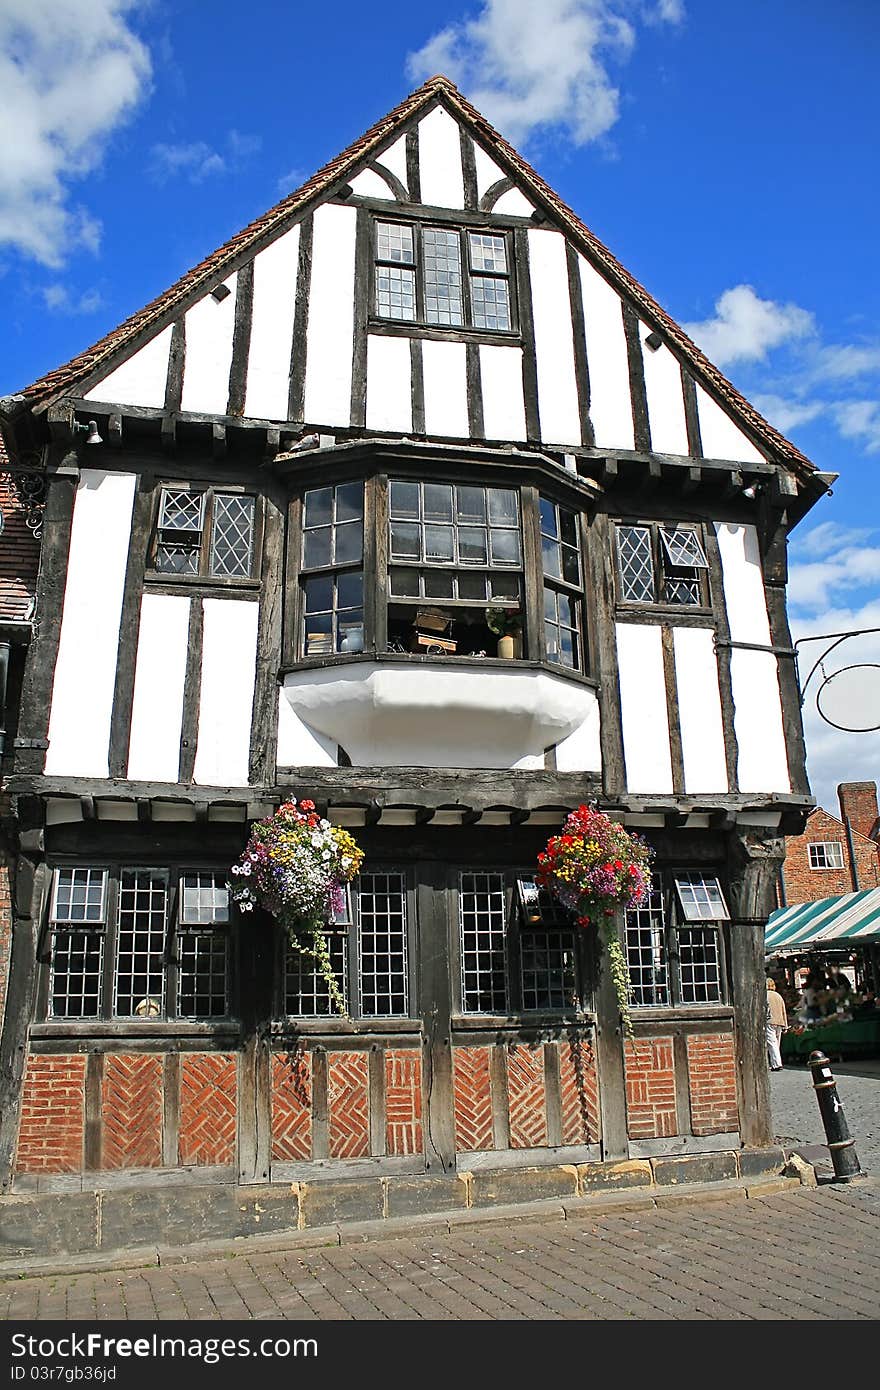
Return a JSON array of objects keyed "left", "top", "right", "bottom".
[{"left": 765, "top": 888, "right": 880, "bottom": 1062}]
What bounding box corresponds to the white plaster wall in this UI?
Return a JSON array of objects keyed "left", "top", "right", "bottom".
[
  {"left": 180, "top": 273, "right": 237, "bottom": 415},
  {"left": 349, "top": 169, "right": 393, "bottom": 199},
  {"left": 672, "top": 626, "right": 729, "bottom": 793},
  {"left": 376, "top": 134, "right": 408, "bottom": 191},
  {"left": 423, "top": 338, "right": 469, "bottom": 438},
  {"left": 554, "top": 700, "right": 602, "bottom": 772},
  {"left": 493, "top": 187, "right": 535, "bottom": 216},
  {"left": 418, "top": 107, "right": 465, "bottom": 209},
  {"left": 244, "top": 225, "right": 300, "bottom": 420},
  {"left": 714, "top": 522, "right": 772, "bottom": 645},
  {"left": 366, "top": 334, "right": 412, "bottom": 432},
  {"left": 276, "top": 689, "right": 337, "bottom": 768},
  {"left": 84, "top": 325, "right": 173, "bottom": 409},
  {"left": 45, "top": 471, "right": 136, "bottom": 776},
  {"left": 479, "top": 345, "right": 528, "bottom": 441},
  {"left": 126, "top": 593, "right": 190, "bottom": 782},
  {"left": 303, "top": 203, "right": 357, "bottom": 426},
  {"left": 730, "top": 649, "right": 791, "bottom": 792},
  {"left": 696, "top": 383, "right": 765, "bottom": 464},
  {"left": 639, "top": 321, "right": 689, "bottom": 456},
  {"left": 528, "top": 230, "right": 581, "bottom": 445},
  {"left": 577, "top": 255, "right": 634, "bottom": 450},
  {"left": 616, "top": 623, "right": 674, "bottom": 793},
  {"left": 193, "top": 599, "right": 259, "bottom": 786},
  {"left": 473, "top": 142, "right": 506, "bottom": 200}
]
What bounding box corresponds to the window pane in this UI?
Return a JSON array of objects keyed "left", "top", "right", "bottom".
[
  {"left": 210, "top": 494, "right": 255, "bottom": 578},
  {"left": 559, "top": 509, "right": 579, "bottom": 549},
  {"left": 377, "top": 222, "right": 414, "bottom": 265},
  {"left": 304, "top": 487, "right": 332, "bottom": 528},
  {"left": 663, "top": 574, "right": 701, "bottom": 606},
  {"left": 53, "top": 868, "right": 106, "bottom": 924},
  {"left": 625, "top": 890, "right": 669, "bottom": 1007},
  {"left": 156, "top": 543, "right": 199, "bottom": 575},
  {"left": 425, "top": 524, "right": 454, "bottom": 562},
  {"left": 424, "top": 483, "right": 453, "bottom": 523},
  {"left": 617, "top": 525, "right": 655, "bottom": 602},
  {"left": 488, "top": 488, "right": 518, "bottom": 525},
  {"left": 337, "top": 570, "right": 364, "bottom": 610},
  {"left": 334, "top": 520, "right": 363, "bottom": 566},
  {"left": 304, "top": 575, "right": 333, "bottom": 613},
  {"left": 660, "top": 527, "right": 709, "bottom": 570},
  {"left": 358, "top": 872, "right": 409, "bottom": 1017},
  {"left": 286, "top": 934, "right": 347, "bottom": 1017},
  {"left": 159, "top": 489, "right": 205, "bottom": 532},
  {"left": 178, "top": 934, "right": 228, "bottom": 1018},
  {"left": 114, "top": 870, "right": 167, "bottom": 1018},
  {"left": 423, "top": 227, "right": 463, "bottom": 327},
  {"left": 459, "top": 527, "right": 488, "bottom": 564},
  {"left": 337, "top": 613, "right": 364, "bottom": 654},
  {"left": 458, "top": 572, "right": 488, "bottom": 600},
  {"left": 542, "top": 534, "right": 561, "bottom": 579},
  {"left": 180, "top": 873, "right": 229, "bottom": 925},
  {"left": 561, "top": 545, "right": 581, "bottom": 586},
  {"left": 544, "top": 588, "right": 557, "bottom": 621},
  {"left": 336, "top": 482, "right": 364, "bottom": 523},
  {"left": 303, "top": 526, "right": 332, "bottom": 569},
  {"left": 490, "top": 573, "right": 520, "bottom": 600},
  {"left": 674, "top": 874, "right": 729, "bottom": 922},
  {"left": 49, "top": 931, "right": 103, "bottom": 1018},
  {"left": 490, "top": 527, "right": 521, "bottom": 564},
  {"left": 520, "top": 931, "right": 578, "bottom": 1011},
  {"left": 424, "top": 570, "right": 455, "bottom": 598},
  {"left": 469, "top": 233, "right": 508, "bottom": 273},
  {"left": 376, "top": 265, "right": 415, "bottom": 320},
  {"left": 471, "top": 276, "right": 511, "bottom": 330},
  {"left": 678, "top": 927, "right": 722, "bottom": 1004},
  {"left": 390, "top": 521, "right": 421, "bottom": 560},
  {"left": 304, "top": 611, "right": 332, "bottom": 655},
  {"left": 539, "top": 498, "right": 558, "bottom": 539},
  {"left": 390, "top": 480, "right": 421, "bottom": 519},
  {"left": 456, "top": 486, "right": 486, "bottom": 524},
  {"left": 390, "top": 567, "right": 420, "bottom": 597},
  {"left": 459, "top": 873, "right": 508, "bottom": 1013}
]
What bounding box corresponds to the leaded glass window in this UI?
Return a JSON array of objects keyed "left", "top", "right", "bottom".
[
  {"left": 48, "top": 868, "right": 108, "bottom": 1019},
  {"left": 615, "top": 522, "right": 709, "bottom": 607},
  {"left": 625, "top": 871, "right": 728, "bottom": 1008},
  {"left": 154, "top": 487, "right": 257, "bottom": 579},
  {"left": 388, "top": 480, "right": 522, "bottom": 607},
  {"left": 373, "top": 221, "right": 515, "bottom": 332},
  {"left": 301, "top": 483, "right": 365, "bottom": 657},
  {"left": 210, "top": 494, "right": 256, "bottom": 577},
  {"left": 540, "top": 497, "right": 584, "bottom": 670},
  {"left": 459, "top": 872, "right": 509, "bottom": 1013},
  {"left": 625, "top": 889, "right": 669, "bottom": 1006}
]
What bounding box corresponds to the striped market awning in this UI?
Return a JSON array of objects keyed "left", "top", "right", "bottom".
[{"left": 765, "top": 888, "right": 880, "bottom": 952}]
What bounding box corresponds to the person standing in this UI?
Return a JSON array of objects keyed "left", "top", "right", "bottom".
[{"left": 766, "top": 977, "right": 787, "bottom": 1071}]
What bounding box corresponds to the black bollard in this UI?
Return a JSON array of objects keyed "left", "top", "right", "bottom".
[{"left": 808, "top": 1050, "right": 864, "bottom": 1182}]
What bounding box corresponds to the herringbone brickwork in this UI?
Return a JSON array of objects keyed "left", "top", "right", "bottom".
[
  {"left": 327, "top": 1051, "right": 370, "bottom": 1159},
  {"left": 559, "top": 1036, "right": 600, "bottom": 1146},
  {"left": 178, "top": 1054, "right": 237, "bottom": 1166},
  {"left": 687, "top": 1032, "right": 739, "bottom": 1135},
  {"left": 624, "top": 1036, "right": 677, "bottom": 1139},
  {"left": 271, "top": 1051, "right": 312, "bottom": 1161},
  {"left": 101, "top": 1055, "right": 162, "bottom": 1169},
  {"left": 452, "top": 1045, "right": 494, "bottom": 1152},
  {"left": 507, "top": 1044, "right": 547, "bottom": 1149},
  {"left": 15, "top": 1054, "right": 86, "bottom": 1173},
  {"left": 385, "top": 1049, "right": 423, "bottom": 1156}
]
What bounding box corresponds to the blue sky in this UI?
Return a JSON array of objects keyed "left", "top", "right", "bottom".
[{"left": 2, "top": 0, "right": 878, "bottom": 817}]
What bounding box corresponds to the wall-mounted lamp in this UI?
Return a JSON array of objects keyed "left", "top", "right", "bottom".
[
  {"left": 73, "top": 419, "right": 104, "bottom": 446},
  {"left": 741, "top": 482, "right": 759, "bottom": 500}
]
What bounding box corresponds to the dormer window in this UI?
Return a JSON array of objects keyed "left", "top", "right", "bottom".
[
  {"left": 615, "top": 522, "right": 709, "bottom": 607},
  {"left": 152, "top": 486, "right": 258, "bottom": 579},
  {"left": 373, "top": 220, "right": 514, "bottom": 332}
]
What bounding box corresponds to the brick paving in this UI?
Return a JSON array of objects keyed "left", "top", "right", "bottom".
[{"left": 1, "top": 1181, "right": 878, "bottom": 1321}]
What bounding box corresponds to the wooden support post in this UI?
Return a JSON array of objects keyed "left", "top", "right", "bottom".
[
  {"left": 593, "top": 909, "right": 629, "bottom": 1161},
  {"left": 417, "top": 865, "right": 456, "bottom": 1174}
]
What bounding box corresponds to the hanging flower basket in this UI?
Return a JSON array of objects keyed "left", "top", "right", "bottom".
[
  {"left": 227, "top": 799, "right": 364, "bottom": 1018},
  {"left": 535, "top": 805, "right": 653, "bottom": 1038}
]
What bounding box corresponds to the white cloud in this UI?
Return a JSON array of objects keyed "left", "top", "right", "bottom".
[
  {"left": 683, "top": 285, "right": 815, "bottom": 367},
  {"left": 832, "top": 400, "right": 880, "bottom": 454},
  {"left": 42, "top": 283, "right": 104, "bottom": 314},
  {"left": 0, "top": 1, "right": 151, "bottom": 267},
  {"left": 789, "top": 544, "right": 880, "bottom": 612},
  {"left": 407, "top": 0, "right": 682, "bottom": 148},
  {"left": 751, "top": 393, "right": 824, "bottom": 434},
  {"left": 149, "top": 130, "right": 262, "bottom": 185},
  {"left": 794, "top": 521, "right": 877, "bottom": 562},
  {"left": 276, "top": 166, "right": 307, "bottom": 196},
  {"left": 818, "top": 343, "right": 880, "bottom": 380}
]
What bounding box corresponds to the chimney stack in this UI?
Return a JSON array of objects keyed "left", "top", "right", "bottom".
[{"left": 838, "top": 782, "right": 880, "bottom": 843}]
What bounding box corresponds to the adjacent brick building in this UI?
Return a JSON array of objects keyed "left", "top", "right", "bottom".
[{"left": 778, "top": 782, "right": 880, "bottom": 906}]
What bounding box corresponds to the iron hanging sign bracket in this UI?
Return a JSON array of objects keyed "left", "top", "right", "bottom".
[{"left": 794, "top": 627, "right": 880, "bottom": 733}]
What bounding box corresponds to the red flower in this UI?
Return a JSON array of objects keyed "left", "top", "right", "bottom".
[{"left": 300, "top": 799, "right": 316, "bottom": 812}]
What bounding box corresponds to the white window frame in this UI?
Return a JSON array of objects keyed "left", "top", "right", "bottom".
[{"left": 808, "top": 841, "right": 845, "bottom": 870}]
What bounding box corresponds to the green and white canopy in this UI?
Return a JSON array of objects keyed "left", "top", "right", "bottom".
[{"left": 765, "top": 888, "right": 880, "bottom": 953}]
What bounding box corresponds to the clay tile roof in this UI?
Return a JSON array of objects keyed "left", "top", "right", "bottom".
[{"left": 16, "top": 74, "right": 813, "bottom": 476}]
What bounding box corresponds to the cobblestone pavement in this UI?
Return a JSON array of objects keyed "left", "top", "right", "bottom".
[
  {"left": 770, "top": 1059, "right": 879, "bottom": 1177},
  {"left": 1, "top": 1181, "right": 879, "bottom": 1321}
]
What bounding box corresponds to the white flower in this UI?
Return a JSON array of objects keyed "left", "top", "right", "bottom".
[
  {"left": 241, "top": 862, "right": 252, "bottom": 876},
  {"left": 231, "top": 865, "right": 241, "bottom": 875},
  {"left": 341, "top": 857, "right": 351, "bottom": 869},
  {"left": 311, "top": 833, "right": 323, "bottom": 848},
  {"left": 319, "top": 818, "right": 330, "bottom": 830},
  {"left": 322, "top": 850, "right": 331, "bottom": 861}
]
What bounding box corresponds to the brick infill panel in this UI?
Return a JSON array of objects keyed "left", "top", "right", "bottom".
[
  {"left": 559, "top": 1035, "right": 600, "bottom": 1146},
  {"left": 385, "top": 1048, "right": 423, "bottom": 1157},
  {"left": 178, "top": 1054, "right": 237, "bottom": 1166},
  {"left": 624, "top": 1036, "right": 677, "bottom": 1139},
  {"left": 271, "top": 1051, "right": 312, "bottom": 1161},
  {"left": 327, "top": 1051, "right": 370, "bottom": 1159},
  {"left": 15, "top": 1054, "right": 86, "bottom": 1173},
  {"left": 101, "top": 1054, "right": 163, "bottom": 1169},
  {"left": 507, "top": 1043, "right": 548, "bottom": 1149},
  {"left": 687, "top": 1032, "right": 739, "bottom": 1136},
  {"left": 452, "top": 1045, "right": 494, "bottom": 1153}
]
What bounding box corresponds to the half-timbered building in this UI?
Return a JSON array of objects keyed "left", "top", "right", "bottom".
[{"left": 0, "top": 77, "right": 834, "bottom": 1245}]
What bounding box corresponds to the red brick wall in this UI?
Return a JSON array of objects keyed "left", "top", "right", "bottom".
[
  {"left": 385, "top": 1049, "right": 423, "bottom": 1156},
  {"left": 0, "top": 861, "right": 11, "bottom": 1034},
  {"left": 453, "top": 1045, "right": 494, "bottom": 1153},
  {"left": 507, "top": 1043, "right": 548, "bottom": 1148},
  {"left": 624, "top": 1037, "right": 677, "bottom": 1139},
  {"left": 687, "top": 1034, "right": 739, "bottom": 1136},
  {"left": 271, "top": 1051, "right": 312, "bottom": 1161},
  {"left": 178, "top": 1054, "right": 237, "bottom": 1166},
  {"left": 838, "top": 782, "right": 880, "bottom": 842},
  {"left": 101, "top": 1055, "right": 163, "bottom": 1169},
  {"left": 327, "top": 1051, "right": 370, "bottom": 1159},
  {"left": 780, "top": 806, "right": 880, "bottom": 904},
  {"left": 16, "top": 1055, "right": 86, "bottom": 1173},
  {"left": 559, "top": 1036, "right": 600, "bottom": 1146},
  {"left": 0, "top": 469, "right": 41, "bottom": 622}
]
